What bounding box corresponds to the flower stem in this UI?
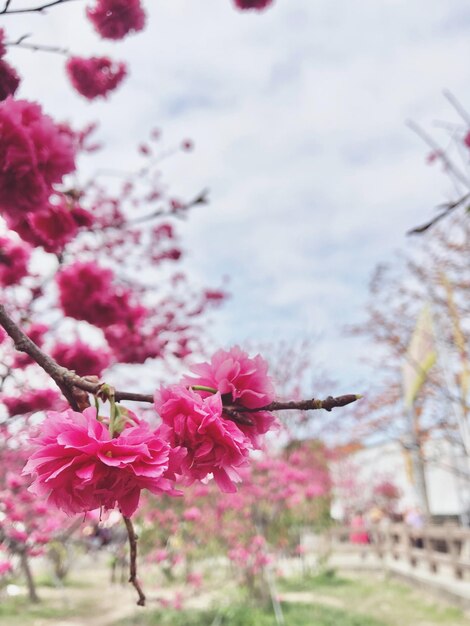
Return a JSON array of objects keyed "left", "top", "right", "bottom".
[
  {"left": 123, "top": 516, "right": 146, "bottom": 606},
  {"left": 190, "top": 385, "right": 218, "bottom": 394}
]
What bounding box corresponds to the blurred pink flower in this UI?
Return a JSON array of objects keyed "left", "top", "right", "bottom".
[
  {"left": 86, "top": 0, "right": 146, "bottom": 40},
  {"left": 57, "top": 261, "right": 145, "bottom": 329},
  {"left": 2, "top": 388, "right": 65, "bottom": 417},
  {"left": 66, "top": 56, "right": 127, "bottom": 100},
  {"left": 183, "top": 506, "right": 202, "bottom": 522},
  {"left": 0, "top": 236, "right": 30, "bottom": 286},
  {"left": 0, "top": 561, "right": 12, "bottom": 576},
  {"left": 51, "top": 340, "right": 111, "bottom": 376},
  {"left": 0, "top": 98, "right": 75, "bottom": 217},
  {"left": 234, "top": 0, "right": 274, "bottom": 10},
  {"left": 0, "top": 59, "right": 20, "bottom": 101}
]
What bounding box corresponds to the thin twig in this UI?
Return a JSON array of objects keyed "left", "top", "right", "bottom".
[
  {"left": 407, "top": 192, "right": 470, "bottom": 235},
  {"left": 6, "top": 34, "right": 68, "bottom": 55},
  {"left": 128, "top": 189, "right": 209, "bottom": 226},
  {"left": 123, "top": 516, "right": 146, "bottom": 606},
  {"left": 234, "top": 394, "right": 362, "bottom": 413},
  {"left": 406, "top": 119, "right": 470, "bottom": 188},
  {"left": 0, "top": 0, "right": 79, "bottom": 15}
]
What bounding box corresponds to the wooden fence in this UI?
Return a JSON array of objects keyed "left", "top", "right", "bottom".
[{"left": 326, "top": 523, "right": 470, "bottom": 580}]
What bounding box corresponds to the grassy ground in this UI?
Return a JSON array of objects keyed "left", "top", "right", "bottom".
[
  {"left": 116, "top": 602, "right": 387, "bottom": 626},
  {"left": 0, "top": 562, "right": 468, "bottom": 626},
  {"left": 277, "top": 571, "right": 467, "bottom": 626}
]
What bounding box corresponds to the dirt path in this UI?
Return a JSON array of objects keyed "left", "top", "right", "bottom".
[{"left": 19, "top": 554, "right": 223, "bottom": 626}]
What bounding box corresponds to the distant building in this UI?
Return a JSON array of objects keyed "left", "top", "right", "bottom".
[{"left": 331, "top": 437, "right": 470, "bottom": 523}]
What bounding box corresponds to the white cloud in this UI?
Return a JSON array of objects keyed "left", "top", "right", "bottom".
[{"left": 6, "top": 0, "right": 470, "bottom": 387}]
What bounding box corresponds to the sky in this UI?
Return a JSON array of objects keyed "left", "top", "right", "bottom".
[{"left": 7, "top": 0, "right": 470, "bottom": 392}]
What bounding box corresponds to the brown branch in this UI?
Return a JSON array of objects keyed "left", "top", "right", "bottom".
[
  {"left": 407, "top": 192, "right": 470, "bottom": 235},
  {"left": 113, "top": 390, "right": 362, "bottom": 415},
  {"left": 123, "top": 516, "right": 146, "bottom": 607},
  {"left": 0, "top": 0, "right": 79, "bottom": 15},
  {"left": 235, "top": 394, "right": 362, "bottom": 413},
  {"left": 0, "top": 303, "right": 95, "bottom": 410},
  {"left": 0, "top": 304, "right": 361, "bottom": 421},
  {"left": 114, "top": 391, "right": 154, "bottom": 403}
]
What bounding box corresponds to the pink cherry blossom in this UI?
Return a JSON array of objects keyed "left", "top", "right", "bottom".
[
  {"left": 2, "top": 388, "right": 66, "bottom": 417},
  {"left": 183, "top": 346, "right": 275, "bottom": 409},
  {"left": 23, "top": 407, "right": 181, "bottom": 517},
  {"left": 0, "top": 29, "right": 6, "bottom": 57},
  {"left": 8, "top": 198, "right": 89, "bottom": 253},
  {"left": 182, "top": 346, "right": 277, "bottom": 445},
  {"left": 57, "top": 261, "right": 146, "bottom": 329},
  {"left": 0, "top": 59, "right": 20, "bottom": 101},
  {"left": 51, "top": 340, "right": 111, "bottom": 376},
  {"left": 183, "top": 506, "right": 202, "bottom": 522},
  {"left": 234, "top": 0, "right": 274, "bottom": 10},
  {"left": 66, "top": 56, "right": 127, "bottom": 100},
  {"left": 0, "top": 560, "right": 12, "bottom": 576},
  {"left": 155, "top": 385, "right": 251, "bottom": 492},
  {"left": 0, "top": 98, "right": 75, "bottom": 217},
  {"left": 0, "top": 235, "right": 30, "bottom": 286},
  {"left": 104, "top": 321, "right": 166, "bottom": 364},
  {"left": 86, "top": 0, "right": 146, "bottom": 40}
]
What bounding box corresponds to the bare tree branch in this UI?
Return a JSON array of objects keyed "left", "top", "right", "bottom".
[
  {"left": 5, "top": 33, "right": 68, "bottom": 55},
  {"left": 0, "top": 0, "right": 79, "bottom": 15},
  {"left": 407, "top": 192, "right": 470, "bottom": 235}
]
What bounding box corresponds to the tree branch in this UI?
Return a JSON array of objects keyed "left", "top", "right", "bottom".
[
  {"left": 0, "top": 304, "right": 99, "bottom": 410},
  {"left": 0, "top": 0, "right": 79, "bottom": 15},
  {"left": 123, "top": 516, "right": 146, "bottom": 606},
  {"left": 0, "top": 304, "right": 362, "bottom": 421},
  {"left": 232, "top": 394, "right": 362, "bottom": 413},
  {"left": 407, "top": 192, "right": 470, "bottom": 235},
  {"left": 5, "top": 34, "right": 68, "bottom": 55},
  {"left": 112, "top": 390, "right": 362, "bottom": 419}
]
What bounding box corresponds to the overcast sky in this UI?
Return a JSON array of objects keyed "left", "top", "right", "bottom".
[{"left": 8, "top": 0, "right": 470, "bottom": 390}]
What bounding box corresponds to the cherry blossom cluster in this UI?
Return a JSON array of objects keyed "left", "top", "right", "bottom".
[
  {"left": 0, "top": 0, "right": 274, "bottom": 105},
  {"left": 0, "top": 108, "right": 222, "bottom": 393},
  {"left": 57, "top": 261, "right": 145, "bottom": 329},
  {"left": 87, "top": 0, "right": 146, "bottom": 40},
  {"left": 228, "top": 535, "right": 272, "bottom": 576},
  {"left": 0, "top": 235, "right": 30, "bottom": 287},
  {"left": 0, "top": 30, "right": 19, "bottom": 102},
  {"left": 0, "top": 98, "right": 75, "bottom": 220},
  {"left": 66, "top": 56, "right": 127, "bottom": 101},
  {"left": 22, "top": 347, "right": 278, "bottom": 517},
  {"left": 0, "top": 471, "right": 65, "bottom": 557},
  {"left": 0, "top": 431, "right": 72, "bottom": 575},
  {"left": 24, "top": 407, "right": 183, "bottom": 517},
  {"left": 134, "top": 438, "right": 330, "bottom": 604}
]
